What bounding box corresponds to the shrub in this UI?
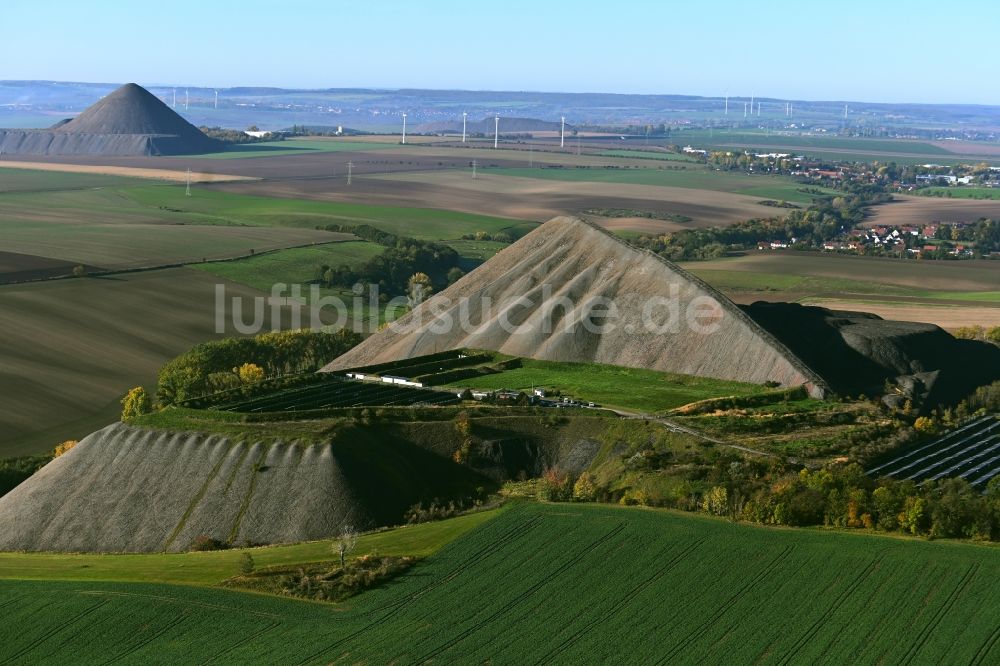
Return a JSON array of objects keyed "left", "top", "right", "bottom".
[
  {"left": 236, "top": 362, "right": 265, "bottom": 385},
  {"left": 53, "top": 440, "right": 78, "bottom": 457},
  {"left": 538, "top": 468, "right": 572, "bottom": 502},
  {"left": 239, "top": 552, "right": 256, "bottom": 575},
  {"left": 572, "top": 472, "right": 598, "bottom": 501},
  {"left": 120, "top": 387, "right": 151, "bottom": 420}
]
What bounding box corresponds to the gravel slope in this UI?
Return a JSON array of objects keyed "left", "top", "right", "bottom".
[
  {"left": 323, "top": 216, "right": 827, "bottom": 396},
  {"left": 0, "top": 423, "right": 366, "bottom": 553}
]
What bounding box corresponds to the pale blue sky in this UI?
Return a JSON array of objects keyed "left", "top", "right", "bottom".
[{"left": 3, "top": 0, "right": 998, "bottom": 104}]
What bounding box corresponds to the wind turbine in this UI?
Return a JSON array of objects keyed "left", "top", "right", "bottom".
[
  {"left": 560, "top": 116, "right": 566, "bottom": 148},
  {"left": 185, "top": 169, "right": 192, "bottom": 197},
  {"left": 185, "top": 89, "right": 189, "bottom": 111},
  {"left": 347, "top": 161, "right": 353, "bottom": 185},
  {"left": 724, "top": 93, "right": 729, "bottom": 116},
  {"left": 214, "top": 90, "right": 218, "bottom": 110},
  {"left": 494, "top": 114, "right": 499, "bottom": 149},
  {"left": 462, "top": 112, "right": 467, "bottom": 143},
  {"left": 402, "top": 113, "right": 407, "bottom": 144},
  {"left": 744, "top": 101, "right": 747, "bottom": 118},
  {"left": 172, "top": 88, "right": 176, "bottom": 108}
]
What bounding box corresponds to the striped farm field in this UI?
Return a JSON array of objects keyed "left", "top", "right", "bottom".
[{"left": 3, "top": 502, "right": 1000, "bottom": 664}]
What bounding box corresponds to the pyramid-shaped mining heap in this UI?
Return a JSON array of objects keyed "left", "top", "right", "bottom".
[
  {"left": 325, "top": 216, "right": 1000, "bottom": 402},
  {"left": 0, "top": 83, "right": 220, "bottom": 156},
  {"left": 323, "top": 216, "right": 830, "bottom": 397}
]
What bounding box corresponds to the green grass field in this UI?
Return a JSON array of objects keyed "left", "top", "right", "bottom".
[
  {"left": 918, "top": 187, "right": 1000, "bottom": 200},
  {"left": 0, "top": 166, "right": 137, "bottom": 192},
  {"left": 596, "top": 149, "right": 697, "bottom": 162},
  {"left": 0, "top": 171, "right": 530, "bottom": 267},
  {"left": 676, "top": 130, "right": 951, "bottom": 155},
  {"left": 443, "top": 358, "right": 767, "bottom": 412},
  {"left": 683, "top": 252, "right": 1000, "bottom": 296},
  {"left": 192, "top": 138, "right": 400, "bottom": 159},
  {"left": 3, "top": 502, "right": 1000, "bottom": 663},
  {"left": 191, "top": 240, "right": 383, "bottom": 291},
  {"left": 488, "top": 166, "right": 822, "bottom": 203},
  {"left": 0, "top": 508, "right": 497, "bottom": 585}
]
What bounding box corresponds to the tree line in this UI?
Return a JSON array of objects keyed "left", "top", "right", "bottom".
[
  {"left": 542, "top": 447, "right": 1000, "bottom": 541},
  {"left": 316, "top": 225, "right": 463, "bottom": 296},
  {"left": 157, "top": 329, "right": 361, "bottom": 406}
]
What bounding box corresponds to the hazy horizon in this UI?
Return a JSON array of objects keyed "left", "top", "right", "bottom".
[{"left": 4, "top": 0, "right": 1000, "bottom": 106}]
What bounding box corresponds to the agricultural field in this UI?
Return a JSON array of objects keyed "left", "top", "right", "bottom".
[
  {"left": 192, "top": 138, "right": 400, "bottom": 159},
  {"left": 918, "top": 187, "right": 1000, "bottom": 200},
  {"left": 0, "top": 268, "right": 310, "bottom": 456},
  {"left": 191, "top": 240, "right": 383, "bottom": 292},
  {"left": 672, "top": 130, "right": 1000, "bottom": 165},
  {"left": 0, "top": 166, "right": 136, "bottom": 192},
  {"left": 683, "top": 252, "right": 1000, "bottom": 329},
  {"left": 441, "top": 357, "right": 768, "bottom": 413},
  {"left": 486, "top": 165, "right": 820, "bottom": 203},
  {"left": 0, "top": 176, "right": 528, "bottom": 267},
  {"left": 361, "top": 168, "right": 793, "bottom": 229},
  {"left": 596, "top": 149, "right": 698, "bottom": 162},
  {"left": 865, "top": 194, "right": 1000, "bottom": 227},
  {"left": 3, "top": 502, "right": 1000, "bottom": 664}
]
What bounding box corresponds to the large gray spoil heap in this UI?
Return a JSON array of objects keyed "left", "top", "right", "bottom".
[{"left": 0, "top": 83, "right": 220, "bottom": 156}]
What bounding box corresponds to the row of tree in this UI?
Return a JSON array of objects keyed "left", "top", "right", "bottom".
[
  {"left": 156, "top": 329, "right": 361, "bottom": 405},
  {"left": 317, "top": 236, "right": 462, "bottom": 297},
  {"left": 543, "top": 453, "right": 1000, "bottom": 541}
]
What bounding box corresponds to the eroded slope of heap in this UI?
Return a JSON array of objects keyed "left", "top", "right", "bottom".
[
  {"left": 324, "top": 216, "right": 828, "bottom": 396},
  {"left": 0, "top": 83, "right": 219, "bottom": 156},
  {"left": 745, "top": 302, "right": 1000, "bottom": 405}
]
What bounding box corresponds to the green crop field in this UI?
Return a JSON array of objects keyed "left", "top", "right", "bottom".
[
  {"left": 918, "top": 187, "right": 1000, "bottom": 200},
  {"left": 0, "top": 166, "right": 137, "bottom": 192},
  {"left": 0, "top": 508, "right": 497, "bottom": 585},
  {"left": 3, "top": 502, "right": 1000, "bottom": 664},
  {"left": 683, "top": 252, "right": 1000, "bottom": 295},
  {"left": 488, "top": 166, "right": 820, "bottom": 203},
  {"left": 596, "top": 149, "right": 698, "bottom": 162},
  {"left": 192, "top": 138, "right": 400, "bottom": 159},
  {"left": 0, "top": 171, "right": 530, "bottom": 267},
  {"left": 443, "top": 358, "right": 767, "bottom": 412},
  {"left": 192, "top": 240, "right": 383, "bottom": 291},
  {"left": 676, "top": 130, "right": 952, "bottom": 155}
]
